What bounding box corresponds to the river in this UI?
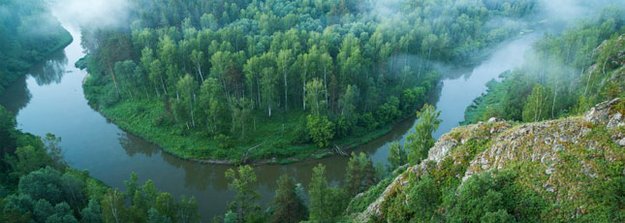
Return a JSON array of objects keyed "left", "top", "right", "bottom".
[{"left": 0, "top": 22, "right": 537, "bottom": 220}]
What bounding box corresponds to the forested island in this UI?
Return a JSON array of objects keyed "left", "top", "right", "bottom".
[
  {"left": 80, "top": 0, "right": 536, "bottom": 162},
  {"left": 2, "top": 0, "right": 625, "bottom": 222}
]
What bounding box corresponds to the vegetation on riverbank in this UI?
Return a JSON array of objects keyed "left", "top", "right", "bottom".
[
  {"left": 94, "top": 96, "right": 413, "bottom": 163},
  {"left": 348, "top": 9, "right": 625, "bottom": 222},
  {"left": 6, "top": 1, "right": 625, "bottom": 222},
  {"left": 0, "top": 104, "right": 202, "bottom": 222},
  {"left": 465, "top": 9, "right": 625, "bottom": 124},
  {"left": 81, "top": 0, "right": 537, "bottom": 161},
  {"left": 0, "top": 0, "right": 73, "bottom": 94}
]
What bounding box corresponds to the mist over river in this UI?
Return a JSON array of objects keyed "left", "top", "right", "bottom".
[{"left": 0, "top": 20, "right": 537, "bottom": 220}]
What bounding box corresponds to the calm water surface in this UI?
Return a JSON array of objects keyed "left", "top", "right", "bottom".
[{"left": 0, "top": 21, "right": 537, "bottom": 220}]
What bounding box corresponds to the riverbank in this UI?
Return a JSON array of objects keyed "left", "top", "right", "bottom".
[{"left": 93, "top": 98, "right": 409, "bottom": 165}]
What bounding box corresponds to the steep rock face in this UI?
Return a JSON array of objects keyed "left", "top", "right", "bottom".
[
  {"left": 356, "top": 119, "right": 512, "bottom": 221},
  {"left": 357, "top": 99, "right": 625, "bottom": 221}
]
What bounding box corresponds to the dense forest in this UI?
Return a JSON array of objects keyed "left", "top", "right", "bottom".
[
  {"left": 0, "top": 0, "right": 73, "bottom": 94},
  {"left": 4, "top": 0, "right": 625, "bottom": 222},
  {"left": 465, "top": 8, "right": 625, "bottom": 124},
  {"left": 81, "top": 0, "right": 537, "bottom": 161}
]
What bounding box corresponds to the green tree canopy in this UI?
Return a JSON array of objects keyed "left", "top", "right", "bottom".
[{"left": 407, "top": 104, "right": 441, "bottom": 165}]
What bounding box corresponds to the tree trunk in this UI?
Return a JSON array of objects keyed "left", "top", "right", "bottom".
[
  {"left": 303, "top": 69, "right": 307, "bottom": 110},
  {"left": 284, "top": 69, "right": 288, "bottom": 111},
  {"left": 190, "top": 94, "right": 196, "bottom": 128},
  {"left": 551, "top": 81, "right": 558, "bottom": 119},
  {"left": 109, "top": 193, "right": 120, "bottom": 223},
  {"left": 268, "top": 104, "right": 272, "bottom": 117},
  {"left": 324, "top": 65, "right": 328, "bottom": 105},
  {"left": 160, "top": 76, "right": 168, "bottom": 95},
  {"left": 583, "top": 68, "right": 590, "bottom": 96},
  {"left": 256, "top": 76, "right": 261, "bottom": 107},
  {"left": 108, "top": 64, "right": 121, "bottom": 97},
  {"left": 196, "top": 61, "right": 205, "bottom": 83}
]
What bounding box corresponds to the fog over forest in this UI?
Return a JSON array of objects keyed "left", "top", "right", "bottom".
[{"left": 2, "top": 0, "right": 625, "bottom": 222}]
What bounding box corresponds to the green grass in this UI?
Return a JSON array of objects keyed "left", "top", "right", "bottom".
[{"left": 98, "top": 99, "right": 399, "bottom": 163}]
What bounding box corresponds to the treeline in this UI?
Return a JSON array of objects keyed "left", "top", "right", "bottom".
[
  {"left": 465, "top": 8, "right": 625, "bottom": 123},
  {"left": 82, "top": 0, "right": 536, "bottom": 157},
  {"left": 0, "top": 0, "right": 72, "bottom": 94}
]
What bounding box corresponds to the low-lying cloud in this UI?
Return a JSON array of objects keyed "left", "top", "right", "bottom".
[
  {"left": 539, "top": 0, "right": 622, "bottom": 25},
  {"left": 49, "top": 0, "right": 130, "bottom": 28}
]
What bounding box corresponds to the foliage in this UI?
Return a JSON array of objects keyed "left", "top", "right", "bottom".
[
  {"left": 444, "top": 170, "right": 547, "bottom": 223},
  {"left": 0, "top": 0, "right": 72, "bottom": 94},
  {"left": 344, "top": 177, "right": 394, "bottom": 215},
  {"left": 465, "top": 11, "right": 625, "bottom": 124},
  {"left": 270, "top": 174, "right": 307, "bottom": 223},
  {"left": 406, "top": 104, "right": 441, "bottom": 165},
  {"left": 0, "top": 107, "right": 16, "bottom": 157},
  {"left": 306, "top": 115, "right": 335, "bottom": 149},
  {"left": 522, "top": 84, "right": 552, "bottom": 122},
  {"left": 0, "top": 105, "right": 200, "bottom": 223},
  {"left": 225, "top": 165, "right": 262, "bottom": 223},
  {"left": 344, "top": 152, "right": 377, "bottom": 196},
  {"left": 406, "top": 175, "right": 440, "bottom": 222},
  {"left": 387, "top": 141, "right": 407, "bottom": 172},
  {"left": 81, "top": 0, "right": 533, "bottom": 160},
  {"left": 308, "top": 164, "right": 347, "bottom": 223}
]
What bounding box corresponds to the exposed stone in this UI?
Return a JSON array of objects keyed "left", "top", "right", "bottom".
[
  {"left": 427, "top": 137, "right": 458, "bottom": 163},
  {"left": 553, "top": 144, "right": 564, "bottom": 152},
  {"left": 544, "top": 183, "right": 555, "bottom": 193},
  {"left": 357, "top": 99, "right": 625, "bottom": 221},
  {"left": 546, "top": 166, "right": 555, "bottom": 175},
  {"left": 581, "top": 162, "right": 598, "bottom": 179},
  {"left": 488, "top": 117, "right": 503, "bottom": 123},
  {"left": 608, "top": 112, "right": 624, "bottom": 129},
  {"left": 584, "top": 98, "right": 620, "bottom": 124}
]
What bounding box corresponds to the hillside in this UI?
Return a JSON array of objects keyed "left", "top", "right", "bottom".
[{"left": 353, "top": 98, "right": 625, "bottom": 222}]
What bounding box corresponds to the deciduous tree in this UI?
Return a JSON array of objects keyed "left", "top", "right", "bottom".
[{"left": 407, "top": 104, "right": 441, "bottom": 165}]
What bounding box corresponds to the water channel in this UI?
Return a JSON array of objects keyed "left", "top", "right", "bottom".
[{"left": 0, "top": 22, "right": 538, "bottom": 220}]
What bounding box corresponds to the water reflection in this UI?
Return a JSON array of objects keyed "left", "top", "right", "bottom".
[
  {"left": 120, "top": 133, "right": 160, "bottom": 157},
  {"left": 29, "top": 50, "right": 68, "bottom": 86},
  {"left": 0, "top": 49, "right": 68, "bottom": 115}
]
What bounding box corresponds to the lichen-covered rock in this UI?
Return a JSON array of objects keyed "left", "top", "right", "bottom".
[
  {"left": 584, "top": 98, "right": 620, "bottom": 125},
  {"left": 356, "top": 99, "right": 625, "bottom": 222},
  {"left": 355, "top": 120, "right": 511, "bottom": 221}
]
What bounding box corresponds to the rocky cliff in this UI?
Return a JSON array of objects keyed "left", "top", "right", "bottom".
[{"left": 355, "top": 98, "right": 625, "bottom": 222}]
